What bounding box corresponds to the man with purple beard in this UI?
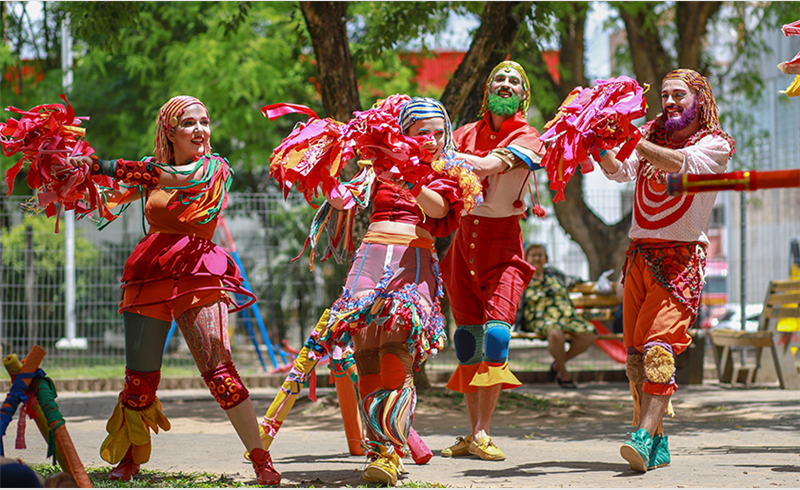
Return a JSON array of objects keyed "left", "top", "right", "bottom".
[{"left": 597, "top": 69, "right": 735, "bottom": 472}]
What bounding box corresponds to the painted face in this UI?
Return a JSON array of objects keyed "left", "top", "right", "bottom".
[
  {"left": 526, "top": 247, "right": 547, "bottom": 270},
  {"left": 490, "top": 67, "right": 524, "bottom": 99},
  {"left": 167, "top": 104, "right": 210, "bottom": 163},
  {"left": 406, "top": 117, "right": 446, "bottom": 162},
  {"left": 660, "top": 79, "right": 698, "bottom": 131}
]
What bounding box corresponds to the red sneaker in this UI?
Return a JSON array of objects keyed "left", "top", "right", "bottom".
[
  {"left": 249, "top": 448, "right": 281, "bottom": 486},
  {"left": 108, "top": 447, "right": 141, "bottom": 481}
]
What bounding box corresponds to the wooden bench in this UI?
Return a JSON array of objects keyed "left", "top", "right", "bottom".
[{"left": 710, "top": 279, "right": 800, "bottom": 389}]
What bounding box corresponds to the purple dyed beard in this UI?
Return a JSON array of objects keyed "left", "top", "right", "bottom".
[{"left": 662, "top": 97, "right": 698, "bottom": 132}]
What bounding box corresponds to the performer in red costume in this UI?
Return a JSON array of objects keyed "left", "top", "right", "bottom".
[
  {"left": 597, "top": 69, "right": 735, "bottom": 472},
  {"left": 441, "top": 60, "right": 546, "bottom": 461},
  {"left": 268, "top": 95, "right": 482, "bottom": 485},
  {"left": 67, "top": 96, "right": 280, "bottom": 485}
]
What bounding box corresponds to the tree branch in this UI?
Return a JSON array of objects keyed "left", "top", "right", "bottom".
[
  {"left": 440, "top": 1, "right": 528, "bottom": 126},
  {"left": 299, "top": 1, "right": 361, "bottom": 122}
]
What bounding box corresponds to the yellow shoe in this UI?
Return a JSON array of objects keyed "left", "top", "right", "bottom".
[
  {"left": 362, "top": 454, "right": 399, "bottom": 486},
  {"left": 469, "top": 435, "right": 506, "bottom": 461},
  {"left": 441, "top": 435, "right": 472, "bottom": 457}
]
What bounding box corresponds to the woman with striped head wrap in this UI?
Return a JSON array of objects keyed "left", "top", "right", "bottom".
[
  {"left": 68, "top": 96, "right": 279, "bottom": 485},
  {"left": 304, "top": 95, "right": 477, "bottom": 485},
  {"left": 596, "top": 69, "right": 735, "bottom": 474}
]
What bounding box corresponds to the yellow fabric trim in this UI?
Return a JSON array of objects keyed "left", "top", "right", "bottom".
[
  {"left": 446, "top": 362, "right": 521, "bottom": 392},
  {"left": 469, "top": 361, "right": 522, "bottom": 389},
  {"left": 100, "top": 395, "right": 171, "bottom": 465}
]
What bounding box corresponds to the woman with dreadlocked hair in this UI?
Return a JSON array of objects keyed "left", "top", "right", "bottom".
[{"left": 67, "top": 96, "right": 280, "bottom": 485}]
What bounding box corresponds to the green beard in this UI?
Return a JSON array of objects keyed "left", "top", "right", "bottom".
[{"left": 487, "top": 92, "right": 522, "bottom": 117}]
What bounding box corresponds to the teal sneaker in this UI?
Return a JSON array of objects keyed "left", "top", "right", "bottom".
[
  {"left": 647, "top": 434, "right": 671, "bottom": 470},
  {"left": 620, "top": 428, "right": 653, "bottom": 472}
]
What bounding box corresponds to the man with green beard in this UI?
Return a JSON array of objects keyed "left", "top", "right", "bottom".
[{"left": 440, "top": 60, "right": 546, "bottom": 461}]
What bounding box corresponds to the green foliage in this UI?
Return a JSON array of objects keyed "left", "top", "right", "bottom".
[
  {"left": 0, "top": 214, "right": 104, "bottom": 349},
  {"left": 47, "top": 2, "right": 320, "bottom": 191},
  {"left": 349, "top": 2, "right": 459, "bottom": 58},
  {"left": 1, "top": 214, "right": 98, "bottom": 270}
]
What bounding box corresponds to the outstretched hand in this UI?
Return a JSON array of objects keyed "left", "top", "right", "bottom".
[{"left": 66, "top": 156, "right": 93, "bottom": 167}]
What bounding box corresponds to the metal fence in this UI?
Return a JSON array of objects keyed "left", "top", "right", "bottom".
[
  {"left": 1, "top": 184, "right": 798, "bottom": 375},
  {"left": 0, "top": 191, "right": 345, "bottom": 373}
]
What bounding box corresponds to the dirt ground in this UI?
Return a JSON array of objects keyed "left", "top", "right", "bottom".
[{"left": 3, "top": 380, "right": 799, "bottom": 488}]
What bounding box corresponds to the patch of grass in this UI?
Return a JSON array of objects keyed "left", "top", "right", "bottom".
[
  {"left": 29, "top": 464, "right": 249, "bottom": 488},
  {"left": 422, "top": 386, "right": 559, "bottom": 412},
  {"left": 496, "top": 391, "right": 554, "bottom": 411},
  {"left": 418, "top": 386, "right": 464, "bottom": 404},
  {"left": 396, "top": 481, "right": 448, "bottom": 488}
]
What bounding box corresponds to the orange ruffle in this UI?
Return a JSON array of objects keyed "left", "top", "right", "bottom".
[{"left": 445, "top": 361, "right": 521, "bottom": 393}]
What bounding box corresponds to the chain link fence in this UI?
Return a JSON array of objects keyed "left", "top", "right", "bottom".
[{"left": 1, "top": 184, "right": 797, "bottom": 377}]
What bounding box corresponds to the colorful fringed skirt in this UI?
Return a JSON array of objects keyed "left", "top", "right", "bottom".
[
  {"left": 119, "top": 232, "right": 256, "bottom": 322},
  {"left": 328, "top": 233, "right": 447, "bottom": 369}
]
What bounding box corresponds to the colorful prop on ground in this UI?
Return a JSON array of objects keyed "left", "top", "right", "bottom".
[
  {"left": 258, "top": 310, "right": 432, "bottom": 463},
  {"left": 778, "top": 20, "right": 800, "bottom": 96},
  {"left": 540, "top": 77, "right": 648, "bottom": 202},
  {"left": 666, "top": 169, "right": 800, "bottom": 196},
  {"left": 0, "top": 95, "right": 115, "bottom": 232},
  {"left": 0, "top": 346, "right": 92, "bottom": 487},
  {"left": 258, "top": 310, "right": 361, "bottom": 454}
]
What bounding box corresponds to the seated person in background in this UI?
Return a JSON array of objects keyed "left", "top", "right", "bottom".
[{"left": 521, "top": 243, "right": 598, "bottom": 389}]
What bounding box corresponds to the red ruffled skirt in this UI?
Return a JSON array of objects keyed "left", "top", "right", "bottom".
[{"left": 118, "top": 233, "right": 256, "bottom": 321}]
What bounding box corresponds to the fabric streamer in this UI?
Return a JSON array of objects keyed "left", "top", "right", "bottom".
[
  {"left": 3, "top": 354, "right": 68, "bottom": 469},
  {"left": 265, "top": 95, "right": 482, "bottom": 270},
  {"left": 0, "top": 95, "right": 116, "bottom": 232},
  {"left": 540, "top": 76, "right": 648, "bottom": 202},
  {"left": 0, "top": 346, "right": 92, "bottom": 487},
  {"left": 778, "top": 19, "right": 800, "bottom": 96}
]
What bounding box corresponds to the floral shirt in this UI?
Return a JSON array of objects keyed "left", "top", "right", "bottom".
[{"left": 521, "top": 267, "right": 596, "bottom": 338}]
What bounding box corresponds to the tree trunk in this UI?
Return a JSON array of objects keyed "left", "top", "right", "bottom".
[
  {"left": 299, "top": 1, "right": 361, "bottom": 123},
  {"left": 440, "top": 1, "right": 529, "bottom": 126},
  {"left": 551, "top": 172, "right": 632, "bottom": 280},
  {"left": 299, "top": 1, "right": 369, "bottom": 238},
  {"left": 617, "top": 3, "right": 674, "bottom": 119},
  {"left": 676, "top": 2, "right": 723, "bottom": 71},
  {"left": 544, "top": 4, "right": 632, "bottom": 280}
]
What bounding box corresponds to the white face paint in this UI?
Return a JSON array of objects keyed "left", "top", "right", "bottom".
[
  {"left": 406, "top": 117, "right": 446, "bottom": 162},
  {"left": 167, "top": 104, "right": 210, "bottom": 163}
]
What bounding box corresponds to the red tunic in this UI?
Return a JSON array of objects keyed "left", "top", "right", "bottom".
[
  {"left": 453, "top": 112, "right": 545, "bottom": 158},
  {"left": 118, "top": 156, "right": 255, "bottom": 321}
]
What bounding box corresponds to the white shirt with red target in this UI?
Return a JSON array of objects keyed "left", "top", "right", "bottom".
[{"left": 603, "top": 134, "right": 732, "bottom": 247}]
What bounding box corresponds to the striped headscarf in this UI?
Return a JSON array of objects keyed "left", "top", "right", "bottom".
[
  {"left": 479, "top": 60, "right": 531, "bottom": 118},
  {"left": 662, "top": 69, "right": 720, "bottom": 132},
  {"left": 397, "top": 97, "right": 454, "bottom": 153},
  {"left": 154, "top": 95, "right": 211, "bottom": 164}
]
